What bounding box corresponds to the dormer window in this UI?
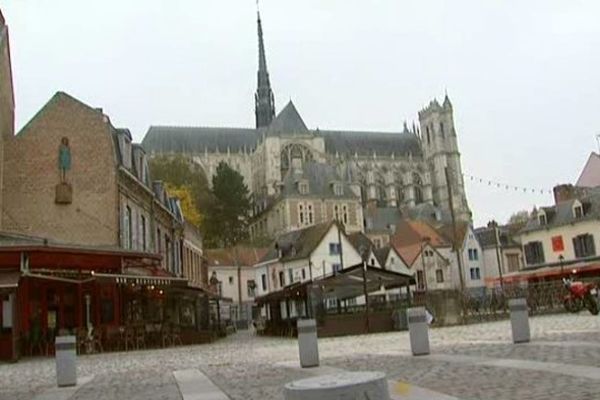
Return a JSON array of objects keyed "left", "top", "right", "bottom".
[
  {"left": 333, "top": 183, "right": 344, "bottom": 196},
  {"left": 538, "top": 213, "right": 547, "bottom": 226},
  {"left": 298, "top": 181, "right": 309, "bottom": 195},
  {"left": 574, "top": 201, "right": 584, "bottom": 219}
]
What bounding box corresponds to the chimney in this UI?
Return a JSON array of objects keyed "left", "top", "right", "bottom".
[{"left": 553, "top": 184, "right": 583, "bottom": 204}]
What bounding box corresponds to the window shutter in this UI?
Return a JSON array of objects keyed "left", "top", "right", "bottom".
[
  {"left": 587, "top": 235, "right": 596, "bottom": 257},
  {"left": 573, "top": 237, "right": 581, "bottom": 258}
]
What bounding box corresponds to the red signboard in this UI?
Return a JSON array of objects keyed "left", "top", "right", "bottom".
[{"left": 552, "top": 235, "right": 564, "bottom": 253}]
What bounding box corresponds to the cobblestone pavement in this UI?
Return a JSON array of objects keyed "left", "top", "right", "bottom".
[{"left": 1, "top": 314, "right": 600, "bottom": 400}]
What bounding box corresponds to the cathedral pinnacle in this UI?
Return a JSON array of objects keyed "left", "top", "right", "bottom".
[{"left": 255, "top": 5, "right": 276, "bottom": 128}]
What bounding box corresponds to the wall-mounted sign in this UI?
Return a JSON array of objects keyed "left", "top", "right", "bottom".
[{"left": 552, "top": 236, "right": 564, "bottom": 253}]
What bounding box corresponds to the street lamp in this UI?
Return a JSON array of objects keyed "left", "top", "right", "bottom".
[{"left": 559, "top": 254, "right": 565, "bottom": 277}]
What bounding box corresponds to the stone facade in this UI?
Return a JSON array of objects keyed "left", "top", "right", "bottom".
[{"left": 141, "top": 13, "right": 471, "bottom": 237}]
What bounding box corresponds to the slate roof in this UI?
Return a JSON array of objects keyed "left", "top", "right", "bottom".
[
  {"left": 374, "top": 246, "right": 391, "bottom": 266},
  {"left": 521, "top": 190, "right": 600, "bottom": 233},
  {"left": 320, "top": 129, "right": 422, "bottom": 157},
  {"left": 474, "top": 225, "right": 521, "bottom": 249},
  {"left": 142, "top": 126, "right": 258, "bottom": 153},
  {"left": 142, "top": 103, "right": 423, "bottom": 158},
  {"left": 281, "top": 162, "right": 358, "bottom": 199},
  {"left": 364, "top": 207, "right": 403, "bottom": 233},
  {"left": 347, "top": 232, "right": 376, "bottom": 261},
  {"left": 261, "top": 221, "right": 336, "bottom": 263},
  {"left": 266, "top": 101, "right": 309, "bottom": 136}
]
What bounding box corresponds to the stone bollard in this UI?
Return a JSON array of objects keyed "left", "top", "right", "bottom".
[
  {"left": 55, "top": 335, "right": 77, "bottom": 387},
  {"left": 284, "top": 371, "right": 390, "bottom": 400},
  {"left": 407, "top": 307, "right": 430, "bottom": 356},
  {"left": 509, "top": 298, "right": 530, "bottom": 343},
  {"left": 297, "top": 318, "right": 319, "bottom": 368}
]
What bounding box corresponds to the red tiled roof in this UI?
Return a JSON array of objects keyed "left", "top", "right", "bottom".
[
  {"left": 204, "top": 247, "right": 269, "bottom": 267},
  {"left": 389, "top": 219, "right": 450, "bottom": 266}
]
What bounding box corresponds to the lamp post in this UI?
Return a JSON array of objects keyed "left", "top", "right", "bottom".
[
  {"left": 559, "top": 254, "right": 565, "bottom": 276},
  {"left": 420, "top": 236, "right": 431, "bottom": 292}
]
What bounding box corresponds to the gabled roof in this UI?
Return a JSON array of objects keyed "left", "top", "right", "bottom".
[
  {"left": 436, "top": 222, "right": 470, "bottom": 248},
  {"left": 347, "top": 232, "right": 375, "bottom": 261},
  {"left": 576, "top": 152, "right": 600, "bottom": 188},
  {"left": 390, "top": 219, "right": 450, "bottom": 266},
  {"left": 262, "top": 221, "right": 336, "bottom": 263},
  {"left": 373, "top": 246, "right": 391, "bottom": 266},
  {"left": 204, "top": 247, "right": 269, "bottom": 268},
  {"left": 267, "top": 101, "right": 309, "bottom": 136}
]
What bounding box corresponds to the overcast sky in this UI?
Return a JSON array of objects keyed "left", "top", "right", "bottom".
[{"left": 4, "top": 1, "right": 600, "bottom": 227}]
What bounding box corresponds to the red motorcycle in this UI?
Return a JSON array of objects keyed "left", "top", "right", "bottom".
[{"left": 562, "top": 277, "right": 599, "bottom": 315}]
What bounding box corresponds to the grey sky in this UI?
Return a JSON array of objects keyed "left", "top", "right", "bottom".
[{"left": 5, "top": 1, "right": 600, "bottom": 227}]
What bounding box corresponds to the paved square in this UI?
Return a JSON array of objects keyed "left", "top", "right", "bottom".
[{"left": 2, "top": 314, "right": 600, "bottom": 400}]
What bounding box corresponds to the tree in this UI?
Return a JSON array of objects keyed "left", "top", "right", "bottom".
[
  {"left": 204, "top": 162, "right": 251, "bottom": 248},
  {"left": 149, "top": 155, "right": 211, "bottom": 227},
  {"left": 165, "top": 184, "right": 202, "bottom": 227}
]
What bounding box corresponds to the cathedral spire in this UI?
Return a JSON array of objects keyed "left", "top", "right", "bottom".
[{"left": 255, "top": 6, "right": 276, "bottom": 128}]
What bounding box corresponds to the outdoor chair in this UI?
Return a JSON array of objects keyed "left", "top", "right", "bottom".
[
  {"left": 122, "top": 326, "right": 136, "bottom": 351},
  {"left": 134, "top": 326, "right": 146, "bottom": 350},
  {"left": 170, "top": 325, "right": 183, "bottom": 346}
]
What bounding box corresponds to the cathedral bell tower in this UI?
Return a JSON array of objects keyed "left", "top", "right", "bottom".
[
  {"left": 419, "top": 95, "right": 470, "bottom": 221},
  {"left": 254, "top": 10, "right": 275, "bottom": 129}
]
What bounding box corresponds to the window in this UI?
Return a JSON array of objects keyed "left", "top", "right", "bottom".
[
  {"left": 426, "top": 127, "right": 431, "bottom": 145},
  {"left": 342, "top": 205, "right": 348, "bottom": 225},
  {"left": 228, "top": 276, "right": 234, "bottom": 285},
  {"left": 468, "top": 248, "right": 479, "bottom": 261},
  {"left": 329, "top": 243, "right": 341, "bottom": 255},
  {"left": 573, "top": 234, "right": 596, "bottom": 258},
  {"left": 301, "top": 268, "right": 306, "bottom": 280},
  {"left": 416, "top": 270, "right": 425, "bottom": 290},
  {"left": 370, "top": 257, "right": 376, "bottom": 265},
  {"left": 470, "top": 267, "right": 481, "bottom": 280},
  {"left": 141, "top": 215, "right": 147, "bottom": 251},
  {"left": 288, "top": 269, "right": 294, "bottom": 285},
  {"left": 247, "top": 280, "right": 256, "bottom": 297},
  {"left": 279, "top": 271, "right": 285, "bottom": 287},
  {"left": 261, "top": 274, "right": 267, "bottom": 291},
  {"left": 333, "top": 183, "right": 343, "bottom": 196},
  {"left": 308, "top": 204, "right": 313, "bottom": 224},
  {"left": 157, "top": 228, "right": 162, "bottom": 254},
  {"left": 165, "top": 236, "right": 171, "bottom": 271},
  {"left": 524, "top": 241, "right": 545, "bottom": 265},
  {"left": 373, "top": 239, "right": 381, "bottom": 248},
  {"left": 334, "top": 205, "right": 340, "bottom": 221},
  {"left": 436, "top": 269, "right": 444, "bottom": 283},
  {"left": 506, "top": 253, "right": 520, "bottom": 272},
  {"left": 124, "top": 206, "right": 132, "bottom": 249},
  {"left": 299, "top": 182, "right": 309, "bottom": 194},
  {"left": 574, "top": 205, "right": 583, "bottom": 219},
  {"left": 332, "top": 263, "right": 342, "bottom": 273},
  {"left": 538, "top": 213, "right": 547, "bottom": 225},
  {"left": 299, "top": 204, "right": 304, "bottom": 225},
  {"left": 439, "top": 122, "right": 445, "bottom": 137}
]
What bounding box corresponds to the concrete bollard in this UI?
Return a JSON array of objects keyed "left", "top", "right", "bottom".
[
  {"left": 407, "top": 307, "right": 430, "bottom": 356},
  {"left": 509, "top": 298, "right": 530, "bottom": 343},
  {"left": 55, "top": 335, "right": 77, "bottom": 387},
  {"left": 297, "top": 319, "right": 319, "bottom": 368},
  {"left": 284, "top": 371, "right": 390, "bottom": 400}
]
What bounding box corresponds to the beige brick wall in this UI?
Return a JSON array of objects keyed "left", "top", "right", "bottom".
[
  {"left": 2, "top": 92, "right": 119, "bottom": 246},
  {"left": 0, "top": 23, "right": 15, "bottom": 230}
]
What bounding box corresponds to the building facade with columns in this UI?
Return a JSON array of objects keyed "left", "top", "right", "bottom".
[{"left": 141, "top": 12, "right": 471, "bottom": 236}]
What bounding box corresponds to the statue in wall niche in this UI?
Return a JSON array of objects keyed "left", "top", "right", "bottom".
[
  {"left": 58, "top": 137, "right": 71, "bottom": 183},
  {"left": 55, "top": 137, "right": 73, "bottom": 204}
]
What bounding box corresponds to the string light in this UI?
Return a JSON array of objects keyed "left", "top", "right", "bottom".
[{"left": 463, "top": 173, "right": 552, "bottom": 195}]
